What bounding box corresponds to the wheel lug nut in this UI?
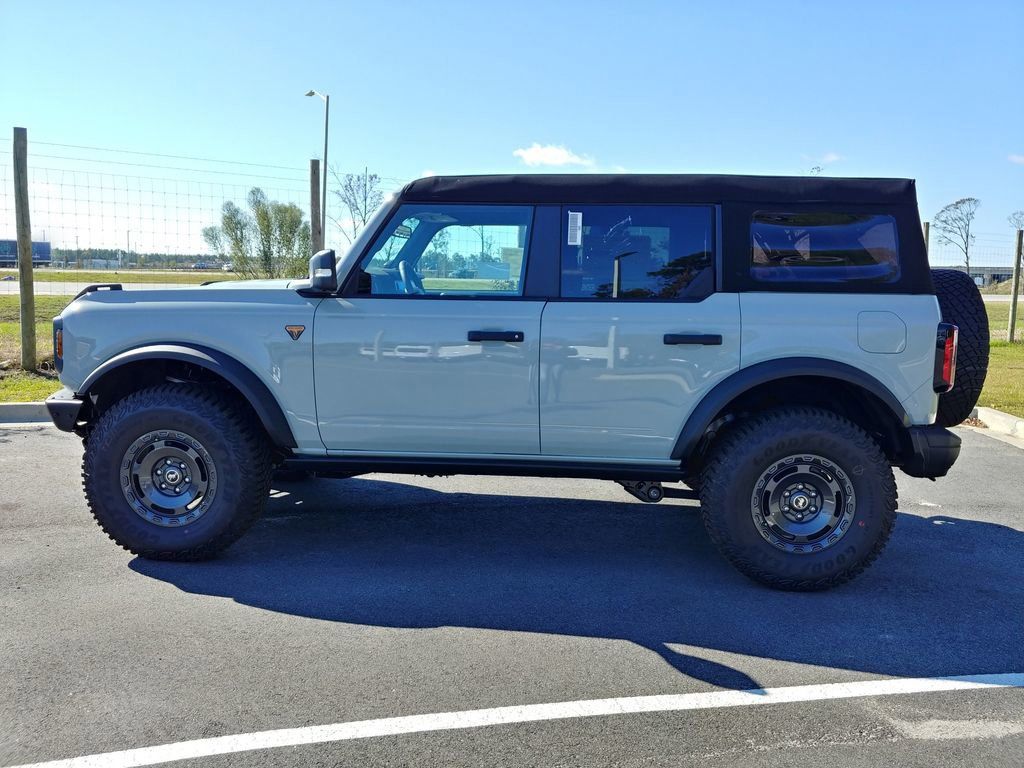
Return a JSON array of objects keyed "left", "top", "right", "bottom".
[
  {"left": 156, "top": 470, "right": 162, "bottom": 476},
  {"left": 160, "top": 483, "right": 167, "bottom": 489},
  {"left": 184, "top": 477, "right": 190, "bottom": 483},
  {"left": 175, "top": 486, "right": 182, "bottom": 493}
]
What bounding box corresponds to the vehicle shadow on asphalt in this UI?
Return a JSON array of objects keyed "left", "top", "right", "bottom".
[{"left": 131, "top": 477, "right": 1024, "bottom": 691}]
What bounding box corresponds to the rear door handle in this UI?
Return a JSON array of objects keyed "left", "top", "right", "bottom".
[
  {"left": 663, "top": 333, "right": 723, "bottom": 346},
  {"left": 468, "top": 330, "right": 525, "bottom": 342}
]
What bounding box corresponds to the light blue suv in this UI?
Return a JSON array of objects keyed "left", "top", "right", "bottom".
[{"left": 46, "top": 174, "right": 989, "bottom": 590}]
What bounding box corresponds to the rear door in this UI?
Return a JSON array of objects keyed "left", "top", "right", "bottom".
[
  {"left": 315, "top": 203, "right": 543, "bottom": 455},
  {"left": 540, "top": 204, "right": 741, "bottom": 460}
]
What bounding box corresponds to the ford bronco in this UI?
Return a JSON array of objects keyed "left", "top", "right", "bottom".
[{"left": 46, "top": 174, "right": 989, "bottom": 590}]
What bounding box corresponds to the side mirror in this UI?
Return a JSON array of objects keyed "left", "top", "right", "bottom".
[{"left": 308, "top": 249, "right": 337, "bottom": 293}]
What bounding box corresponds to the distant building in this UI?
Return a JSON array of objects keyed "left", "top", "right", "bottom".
[
  {"left": 943, "top": 265, "right": 1014, "bottom": 286},
  {"left": 0, "top": 240, "right": 52, "bottom": 268}
]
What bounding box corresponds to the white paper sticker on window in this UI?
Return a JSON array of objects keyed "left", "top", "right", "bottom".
[{"left": 567, "top": 211, "right": 582, "bottom": 246}]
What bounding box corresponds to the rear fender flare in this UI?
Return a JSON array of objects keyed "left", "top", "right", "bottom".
[{"left": 673, "top": 357, "right": 911, "bottom": 461}]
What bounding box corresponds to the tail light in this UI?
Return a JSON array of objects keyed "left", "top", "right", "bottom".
[
  {"left": 53, "top": 317, "right": 64, "bottom": 373},
  {"left": 933, "top": 322, "right": 958, "bottom": 393}
]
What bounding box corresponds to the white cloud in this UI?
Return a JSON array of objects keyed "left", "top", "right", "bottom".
[
  {"left": 1009, "top": 154, "right": 1024, "bottom": 165},
  {"left": 513, "top": 143, "right": 595, "bottom": 168},
  {"left": 820, "top": 151, "right": 843, "bottom": 164}
]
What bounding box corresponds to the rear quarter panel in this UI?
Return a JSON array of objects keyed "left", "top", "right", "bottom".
[{"left": 739, "top": 293, "right": 941, "bottom": 425}]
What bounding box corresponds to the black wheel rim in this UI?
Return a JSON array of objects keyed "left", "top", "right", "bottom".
[
  {"left": 750, "top": 454, "right": 856, "bottom": 554},
  {"left": 120, "top": 430, "right": 217, "bottom": 527}
]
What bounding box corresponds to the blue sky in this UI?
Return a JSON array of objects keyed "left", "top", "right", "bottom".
[{"left": 2, "top": 0, "right": 1022, "bottom": 250}]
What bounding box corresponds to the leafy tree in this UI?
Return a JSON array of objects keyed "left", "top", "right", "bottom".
[
  {"left": 203, "top": 188, "right": 311, "bottom": 279},
  {"left": 933, "top": 197, "right": 980, "bottom": 270},
  {"left": 331, "top": 168, "right": 385, "bottom": 244}
]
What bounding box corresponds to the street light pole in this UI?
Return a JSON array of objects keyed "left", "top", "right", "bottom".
[{"left": 306, "top": 90, "right": 329, "bottom": 243}]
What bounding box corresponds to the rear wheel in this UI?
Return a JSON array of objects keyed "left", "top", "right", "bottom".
[
  {"left": 699, "top": 407, "right": 897, "bottom": 591},
  {"left": 931, "top": 268, "right": 989, "bottom": 426},
  {"left": 83, "top": 384, "right": 272, "bottom": 560}
]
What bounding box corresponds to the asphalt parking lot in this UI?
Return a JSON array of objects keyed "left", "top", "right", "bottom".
[{"left": 1, "top": 423, "right": 1023, "bottom": 767}]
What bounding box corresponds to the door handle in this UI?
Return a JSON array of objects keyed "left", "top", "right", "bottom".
[
  {"left": 663, "top": 333, "right": 723, "bottom": 346},
  {"left": 468, "top": 330, "right": 525, "bottom": 342}
]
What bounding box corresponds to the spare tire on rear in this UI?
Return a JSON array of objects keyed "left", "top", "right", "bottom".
[{"left": 931, "top": 269, "right": 989, "bottom": 427}]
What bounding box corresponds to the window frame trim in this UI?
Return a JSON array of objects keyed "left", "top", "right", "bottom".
[
  {"left": 749, "top": 209, "right": 902, "bottom": 286},
  {"left": 552, "top": 202, "right": 721, "bottom": 304},
  {"left": 337, "top": 202, "right": 540, "bottom": 301}
]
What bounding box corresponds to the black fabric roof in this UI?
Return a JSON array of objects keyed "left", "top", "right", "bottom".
[{"left": 400, "top": 174, "right": 918, "bottom": 206}]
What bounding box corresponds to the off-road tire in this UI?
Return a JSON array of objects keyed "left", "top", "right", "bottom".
[
  {"left": 931, "top": 269, "right": 989, "bottom": 427},
  {"left": 83, "top": 384, "right": 272, "bottom": 560},
  {"left": 699, "top": 407, "right": 897, "bottom": 591}
]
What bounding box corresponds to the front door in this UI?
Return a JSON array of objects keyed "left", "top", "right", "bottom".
[
  {"left": 314, "top": 203, "right": 543, "bottom": 455},
  {"left": 540, "top": 204, "right": 741, "bottom": 460}
]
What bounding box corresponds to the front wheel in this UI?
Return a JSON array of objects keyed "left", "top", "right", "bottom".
[
  {"left": 83, "top": 384, "right": 273, "bottom": 560},
  {"left": 699, "top": 408, "right": 897, "bottom": 591}
]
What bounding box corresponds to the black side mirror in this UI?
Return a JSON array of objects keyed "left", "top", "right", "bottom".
[{"left": 308, "top": 249, "right": 337, "bottom": 293}]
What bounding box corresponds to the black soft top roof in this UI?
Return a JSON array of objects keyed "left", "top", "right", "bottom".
[{"left": 400, "top": 174, "right": 918, "bottom": 206}]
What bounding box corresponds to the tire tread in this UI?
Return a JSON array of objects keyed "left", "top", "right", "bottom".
[{"left": 699, "top": 407, "right": 898, "bottom": 591}]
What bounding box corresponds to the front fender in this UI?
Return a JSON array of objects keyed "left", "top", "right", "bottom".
[{"left": 78, "top": 343, "right": 297, "bottom": 449}]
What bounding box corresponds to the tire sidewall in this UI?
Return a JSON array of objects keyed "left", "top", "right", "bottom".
[
  {"left": 706, "top": 423, "right": 892, "bottom": 586},
  {"left": 85, "top": 399, "right": 255, "bottom": 554}
]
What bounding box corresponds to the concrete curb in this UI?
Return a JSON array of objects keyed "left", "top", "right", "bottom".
[
  {"left": 0, "top": 401, "right": 49, "bottom": 423},
  {"left": 973, "top": 406, "right": 1024, "bottom": 440}
]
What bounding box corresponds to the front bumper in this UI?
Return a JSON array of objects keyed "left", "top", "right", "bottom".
[
  {"left": 46, "top": 387, "right": 84, "bottom": 432},
  {"left": 901, "top": 425, "right": 961, "bottom": 478}
]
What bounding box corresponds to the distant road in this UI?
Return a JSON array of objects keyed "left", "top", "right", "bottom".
[{"left": 0, "top": 280, "right": 197, "bottom": 296}]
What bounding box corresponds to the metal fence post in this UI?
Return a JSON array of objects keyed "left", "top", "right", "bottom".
[
  {"left": 13, "top": 127, "right": 36, "bottom": 371},
  {"left": 923, "top": 220, "right": 930, "bottom": 255},
  {"left": 1008, "top": 229, "right": 1023, "bottom": 343}
]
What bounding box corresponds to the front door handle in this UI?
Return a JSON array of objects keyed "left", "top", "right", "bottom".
[
  {"left": 468, "top": 330, "right": 525, "bottom": 342},
  {"left": 663, "top": 333, "right": 723, "bottom": 346}
]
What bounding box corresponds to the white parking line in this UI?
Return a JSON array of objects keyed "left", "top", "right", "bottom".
[{"left": 12, "top": 673, "right": 1024, "bottom": 768}]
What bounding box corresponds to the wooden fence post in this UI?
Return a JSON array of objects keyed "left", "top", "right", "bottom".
[
  {"left": 1008, "top": 229, "right": 1023, "bottom": 343},
  {"left": 310, "top": 159, "right": 323, "bottom": 253},
  {"left": 13, "top": 127, "right": 35, "bottom": 371}
]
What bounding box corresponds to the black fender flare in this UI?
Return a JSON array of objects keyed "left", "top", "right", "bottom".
[
  {"left": 672, "top": 357, "right": 912, "bottom": 460},
  {"left": 78, "top": 343, "right": 297, "bottom": 449}
]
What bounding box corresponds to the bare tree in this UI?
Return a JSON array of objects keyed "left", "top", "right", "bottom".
[
  {"left": 933, "top": 197, "right": 980, "bottom": 270},
  {"left": 1009, "top": 210, "right": 1024, "bottom": 231},
  {"left": 330, "top": 167, "right": 385, "bottom": 244}
]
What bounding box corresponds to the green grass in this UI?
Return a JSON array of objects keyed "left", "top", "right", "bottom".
[
  {"left": 0, "top": 268, "right": 218, "bottom": 285},
  {"left": 985, "top": 301, "right": 1013, "bottom": 341},
  {"left": 978, "top": 342, "right": 1024, "bottom": 418},
  {"left": 0, "top": 369, "right": 59, "bottom": 402}
]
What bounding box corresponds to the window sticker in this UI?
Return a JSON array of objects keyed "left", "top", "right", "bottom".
[{"left": 567, "top": 211, "right": 583, "bottom": 246}]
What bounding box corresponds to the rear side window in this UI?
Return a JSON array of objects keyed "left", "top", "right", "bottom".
[
  {"left": 561, "top": 205, "right": 714, "bottom": 300},
  {"left": 751, "top": 212, "right": 899, "bottom": 284}
]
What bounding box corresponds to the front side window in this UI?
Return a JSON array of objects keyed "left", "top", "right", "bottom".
[
  {"left": 356, "top": 204, "right": 532, "bottom": 296},
  {"left": 560, "top": 205, "right": 714, "bottom": 300},
  {"left": 751, "top": 212, "right": 900, "bottom": 283}
]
